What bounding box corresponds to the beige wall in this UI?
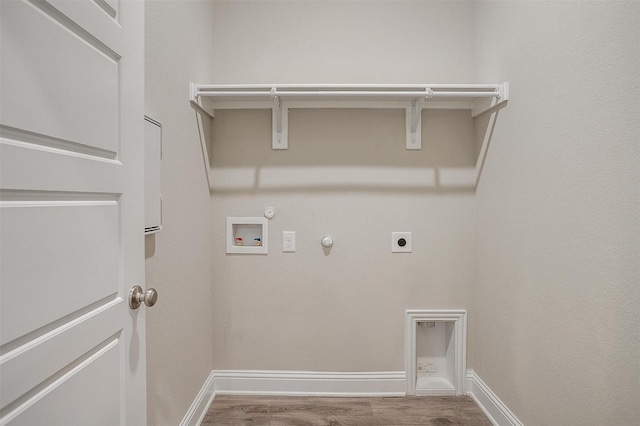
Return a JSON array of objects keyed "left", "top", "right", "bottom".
[
  {"left": 210, "top": 109, "right": 477, "bottom": 371},
  {"left": 145, "top": 1, "right": 639, "bottom": 423},
  {"left": 211, "top": 0, "right": 475, "bottom": 84},
  {"left": 144, "top": 1, "right": 215, "bottom": 425},
  {"left": 474, "top": 2, "right": 640, "bottom": 425},
  {"left": 208, "top": 1, "right": 478, "bottom": 372}
]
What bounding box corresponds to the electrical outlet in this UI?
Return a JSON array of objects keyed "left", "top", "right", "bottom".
[
  {"left": 424, "top": 363, "right": 438, "bottom": 376},
  {"left": 283, "top": 231, "right": 295, "bottom": 252},
  {"left": 392, "top": 232, "right": 412, "bottom": 253}
]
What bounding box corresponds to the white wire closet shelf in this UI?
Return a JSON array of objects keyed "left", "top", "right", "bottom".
[{"left": 190, "top": 83, "right": 509, "bottom": 150}]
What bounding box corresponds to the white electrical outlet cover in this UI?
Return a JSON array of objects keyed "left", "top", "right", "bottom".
[
  {"left": 392, "top": 232, "right": 412, "bottom": 253},
  {"left": 283, "top": 231, "right": 296, "bottom": 252}
]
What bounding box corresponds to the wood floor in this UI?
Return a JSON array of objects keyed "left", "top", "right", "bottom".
[{"left": 202, "top": 395, "right": 492, "bottom": 425}]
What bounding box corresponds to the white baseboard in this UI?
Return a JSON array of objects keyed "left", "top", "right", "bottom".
[
  {"left": 179, "top": 370, "right": 216, "bottom": 426},
  {"left": 182, "top": 369, "right": 522, "bottom": 426},
  {"left": 212, "top": 370, "right": 406, "bottom": 397},
  {"left": 466, "top": 370, "right": 523, "bottom": 426}
]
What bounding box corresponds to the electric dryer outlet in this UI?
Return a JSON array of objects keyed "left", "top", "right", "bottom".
[{"left": 392, "top": 232, "right": 412, "bottom": 253}]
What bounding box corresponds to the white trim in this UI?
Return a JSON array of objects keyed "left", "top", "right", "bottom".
[
  {"left": 212, "top": 370, "right": 406, "bottom": 397},
  {"left": 405, "top": 310, "right": 467, "bottom": 396},
  {"left": 465, "top": 370, "right": 524, "bottom": 426},
  {"left": 226, "top": 217, "right": 268, "bottom": 254},
  {"left": 191, "top": 82, "right": 507, "bottom": 151},
  {"left": 182, "top": 369, "right": 523, "bottom": 425},
  {"left": 179, "top": 371, "right": 216, "bottom": 426}
]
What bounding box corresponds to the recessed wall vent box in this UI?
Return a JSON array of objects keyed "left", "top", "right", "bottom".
[
  {"left": 226, "top": 217, "right": 268, "bottom": 254},
  {"left": 405, "top": 310, "right": 467, "bottom": 396}
]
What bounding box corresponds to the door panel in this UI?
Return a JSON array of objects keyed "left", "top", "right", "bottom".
[
  {"left": 0, "top": 200, "right": 119, "bottom": 344},
  {"left": 97, "top": 0, "right": 118, "bottom": 19},
  {"left": 0, "top": 139, "right": 122, "bottom": 192},
  {"left": 0, "top": 301, "right": 122, "bottom": 410},
  {"left": 47, "top": 0, "right": 123, "bottom": 47},
  {"left": 0, "top": 0, "right": 145, "bottom": 424},
  {"left": 4, "top": 341, "right": 121, "bottom": 426},
  {"left": 0, "top": 0, "right": 120, "bottom": 153}
]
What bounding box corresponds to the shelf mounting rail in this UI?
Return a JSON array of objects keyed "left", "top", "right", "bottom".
[{"left": 190, "top": 83, "right": 508, "bottom": 150}]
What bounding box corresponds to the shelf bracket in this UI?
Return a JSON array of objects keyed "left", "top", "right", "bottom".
[
  {"left": 271, "top": 89, "right": 288, "bottom": 150},
  {"left": 471, "top": 82, "right": 509, "bottom": 117},
  {"left": 191, "top": 83, "right": 507, "bottom": 153},
  {"left": 189, "top": 82, "right": 214, "bottom": 119},
  {"left": 406, "top": 96, "right": 426, "bottom": 150}
]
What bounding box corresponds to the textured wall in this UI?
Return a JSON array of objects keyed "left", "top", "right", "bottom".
[
  {"left": 144, "top": 2, "right": 639, "bottom": 422},
  {"left": 211, "top": 0, "right": 475, "bottom": 84},
  {"left": 474, "top": 2, "right": 640, "bottom": 425},
  {"left": 210, "top": 109, "right": 477, "bottom": 371},
  {"left": 144, "top": 1, "right": 215, "bottom": 424},
  {"left": 208, "top": 1, "right": 478, "bottom": 372}
]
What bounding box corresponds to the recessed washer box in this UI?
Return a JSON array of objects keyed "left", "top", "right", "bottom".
[
  {"left": 392, "top": 232, "right": 412, "bottom": 253},
  {"left": 227, "top": 217, "right": 268, "bottom": 254}
]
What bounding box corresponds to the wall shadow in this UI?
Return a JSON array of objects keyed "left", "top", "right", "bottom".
[{"left": 192, "top": 106, "right": 499, "bottom": 194}]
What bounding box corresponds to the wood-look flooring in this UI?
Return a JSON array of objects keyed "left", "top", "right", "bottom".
[{"left": 202, "top": 395, "right": 492, "bottom": 425}]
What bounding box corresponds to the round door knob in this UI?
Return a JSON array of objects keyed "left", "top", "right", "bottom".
[{"left": 129, "top": 285, "right": 158, "bottom": 309}]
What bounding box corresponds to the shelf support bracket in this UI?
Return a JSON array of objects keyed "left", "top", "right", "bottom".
[
  {"left": 189, "top": 83, "right": 214, "bottom": 119},
  {"left": 271, "top": 89, "right": 288, "bottom": 150},
  {"left": 406, "top": 96, "right": 425, "bottom": 150},
  {"left": 471, "top": 82, "right": 509, "bottom": 117}
]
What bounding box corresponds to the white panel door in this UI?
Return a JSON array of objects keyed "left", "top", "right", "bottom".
[{"left": 0, "top": 0, "right": 146, "bottom": 424}]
